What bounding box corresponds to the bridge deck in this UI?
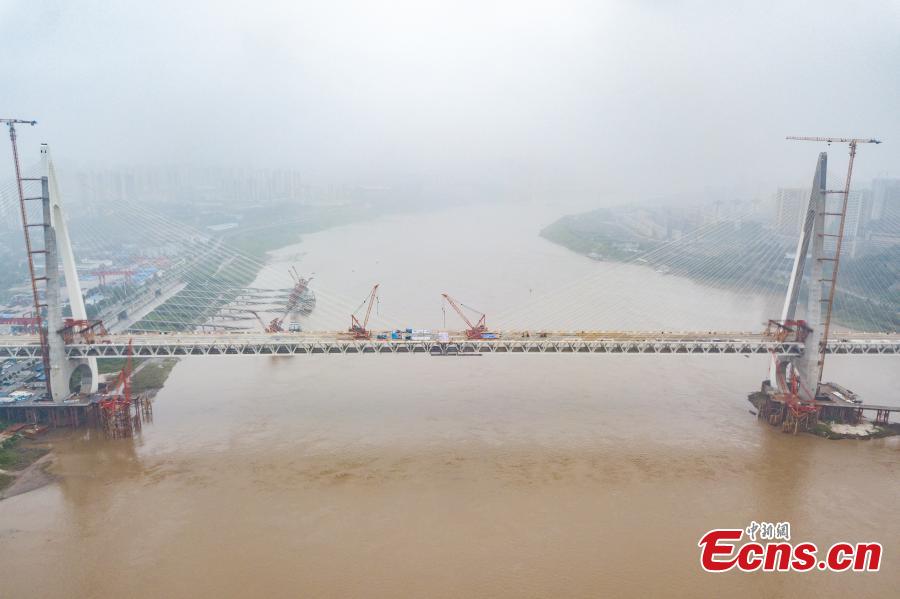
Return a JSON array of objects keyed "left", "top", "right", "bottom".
[{"left": 1, "top": 331, "right": 898, "bottom": 359}]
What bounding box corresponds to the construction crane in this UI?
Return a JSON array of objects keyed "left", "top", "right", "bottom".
[
  {"left": 786, "top": 136, "right": 881, "bottom": 145},
  {"left": 283, "top": 267, "right": 313, "bottom": 314},
  {"left": 59, "top": 319, "right": 107, "bottom": 344},
  {"left": 245, "top": 267, "right": 312, "bottom": 333},
  {"left": 786, "top": 135, "right": 881, "bottom": 389},
  {"left": 247, "top": 309, "right": 285, "bottom": 333},
  {"left": 3, "top": 118, "right": 50, "bottom": 390},
  {"left": 441, "top": 293, "right": 489, "bottom": 339},
  {"left": 350, "top": 284, "right": 379, "bottom": 339}
]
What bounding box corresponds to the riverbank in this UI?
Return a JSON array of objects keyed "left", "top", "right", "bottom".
[
  {"left": 541, "top": 208, "right": 900, "bottom": 332},
  {"left": 0, "top": 433, "right": 53, "bottom": 499},
  {"left": 0, "top": 357, "right": 179, "bottom": 500},
  {"left": 811, "top": 421, "right": 900, "bottom": 440},
  {"left": 132, "top": 202, "right": 418, "bottom": 332},
  {"left": 747, "top": 390, "right": 900, "bottom": 440},
  {"left": 131, "top": 358, "right": 179, "bottom": 396},
  {"left": 98, "top": 357, "right": 178, "bottom": 393}
]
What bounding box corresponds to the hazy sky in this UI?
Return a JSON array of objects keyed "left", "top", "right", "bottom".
[{"left": 1, "top": 0, "right": 898, "bottom": 199}]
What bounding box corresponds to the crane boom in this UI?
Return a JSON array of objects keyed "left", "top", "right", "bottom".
[
  {"left": 786, "top": 136, "right": 881, "bottom": 144},
  {"left": 441, "top": 293, "right": 488, "bottom": 339},
  {"left": 350, "top": 283, "right": 379, "bottom": 338},
  {"left": 248, "top": 309, "right": 283, "bottom": 333}
]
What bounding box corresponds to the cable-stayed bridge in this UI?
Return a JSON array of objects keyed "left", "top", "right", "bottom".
[{"left": 1, "top": 122, "right": 897, "bottom": 430}]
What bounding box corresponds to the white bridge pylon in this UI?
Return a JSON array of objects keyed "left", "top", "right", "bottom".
[
  {"left": 768, "top": 152, "right": 828, "bottom": 397},
  {"left": 766, "top": 136, "right": 882, "bottom": 402},
  {"left": 42, "top": 144, "right": 98, "bottom": 400}
]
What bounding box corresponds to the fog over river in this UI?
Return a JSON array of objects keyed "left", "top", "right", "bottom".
[{"left": 1, "top": 205, "right": 897, "bottom": 598}]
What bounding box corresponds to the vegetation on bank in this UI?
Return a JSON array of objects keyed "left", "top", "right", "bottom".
[
  {"left": 132, "top": 359, "right": 178, "bottom": 394},
  {"left": 540, "top": 216, "right": 652, "bottom": 261},
  {"left": 0, "top": 433, "right": 50, "bottom": 492},
  {"left": 97, "top": 358, "right": 146, "bottom": 375},
  {"left": 94, "top": 358, "right": 178, "bottom": 394},
  {"left": 541, "top": 208, "right": 900, "bottom": 333},
  {"left": 131, "top": 203, "right": 380, "bottom": 332}
]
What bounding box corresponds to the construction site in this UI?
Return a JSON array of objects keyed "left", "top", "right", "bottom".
[
  {"left": 1, "top": 117, "right": 897, "bottom": 442},
  {"left": 748, "top": 137, "right": 899, "bottom": 436}
]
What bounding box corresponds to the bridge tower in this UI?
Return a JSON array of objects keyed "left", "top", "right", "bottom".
[
  {"left": 41, "top": 144, "right": 99, "bottom": 400},
  {"left": 768, "top": 153, "right": 827, "bottom": 397},
  {"left": 4, "top": 119, "right": 98, "bottom": 402},
  {"left": 769, "top": 137, "right": 880, "bottom": 400}
]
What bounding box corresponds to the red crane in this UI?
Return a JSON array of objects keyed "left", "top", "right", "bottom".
[
  {"left": 245, "top": 269, "right": 312, "bottom": 334},
  {"left": 248, "top": 310, "right": 284, "bottom": 333},
  {"left": 59, "top": 319, "right": 107, "bottom": 344},
  {"left": 441, "top": 293, "right": 489, "bottom": 339},
  {"left": 0, "top": 317, "right": 41, "bottom": 333},
  {"left": 102, "top": 338, "right": 134, "bottom": 407},
  {"left": 350, "top": 284, "right": 379, "bottom": 339}
]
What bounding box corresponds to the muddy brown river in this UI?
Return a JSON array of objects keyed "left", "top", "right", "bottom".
[{"left": 1, "top": 205, "right": 898, "bottom": 597}]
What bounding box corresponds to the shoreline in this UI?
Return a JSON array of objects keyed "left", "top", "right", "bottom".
[
  {"left": 0, "top": 358, "right": 178, "bottom": 501},
  {"left": 0, "top": 436, "right": 54, "bottom": 500},
  {"left": 0, "top": 450, "right": 56, "bottom": 500},
  {"left": 747, "top": 391, "right": 899, "bottom": 440}
]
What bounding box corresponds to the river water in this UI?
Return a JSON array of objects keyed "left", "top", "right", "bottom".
[{"left": 1, "top": 205, "right": 898, "bottom": 598}]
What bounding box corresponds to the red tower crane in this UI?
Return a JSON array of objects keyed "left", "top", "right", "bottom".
[
  {"left": 3, "top": 118, "right": 50, "bottom": 383},
  {"left": 350, "top": 284, "right": 379, "bottom": 339},
  {"left": 441, "top": 293, "right": 489, "bottom": 339}
]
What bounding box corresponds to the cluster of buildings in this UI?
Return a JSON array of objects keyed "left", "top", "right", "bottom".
[
  {"left": 66, "top": 166, "right": 308, "bottom": 211},
  {"left": 774, "top": 179, "right": 900, "bottom": 256},
  {"left": 58, "top": 165, "right": 400, "bottom": 214},
  {"left": 614, "top": 198, "right": 764, "bottom": 243}
]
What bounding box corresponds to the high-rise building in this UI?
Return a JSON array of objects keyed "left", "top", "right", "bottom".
[
  {"left": 0, "top": 185, "right": 16, "bottom": 232},
  {"left": 774, "top": 188, "right": 808, "bottom": 234},
  {"left": 843, "top": 190, "right": 871, "bottom": 239},
  {"left": 871, "top": 178, "right": 900, "bottom": 225}
]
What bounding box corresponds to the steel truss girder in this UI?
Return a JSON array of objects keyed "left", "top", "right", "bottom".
[{"left": 3, "top": 338, "right": 898, "bottom": 359}]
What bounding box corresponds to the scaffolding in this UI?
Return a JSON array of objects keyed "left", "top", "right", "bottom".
[{"left": 98, "top": 340, "right": 153, "bottom": 439}]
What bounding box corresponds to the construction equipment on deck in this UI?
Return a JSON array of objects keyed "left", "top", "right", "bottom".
[
  {"left": 59, "top": 319, "right": 107, "bottom": 344},
  {"left": 244, "top": 268, "right": 312, "bottom": 333},
  {"left": 248, "top": 310, "right": 284, "bottom": 333},
  {"left": 350, "top": 284, "right": 379, "bottom": 339},
  {"left": 0, "top": 317, "right": 41, "bottom": 334},
  {"left": 441, "top": 293, "right": 490, "bottom": 339},
  {"left": 764, "top": 319, "right": 810, "bottom": 343}
]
